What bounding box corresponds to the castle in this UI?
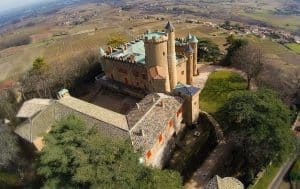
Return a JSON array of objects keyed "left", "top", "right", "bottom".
[
  {"left": 100, "top": 21, "right": 199, "bottom": 92},
  {"left": 15, "top": 22, "right": 202, "bottom": 168},
  {"left": 100, "top": 21, "right": 200, "bottom": 125}
]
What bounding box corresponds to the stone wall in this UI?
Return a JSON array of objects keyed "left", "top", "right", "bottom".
[
  {"left": 177, "top": 59, "right": 187, "bottom": 84},
  {"left": 102, "top": 58, "right": 149, "bottom": 91},
  {"left": 146, "top": 107, "right": 184, "bottom": 168}
]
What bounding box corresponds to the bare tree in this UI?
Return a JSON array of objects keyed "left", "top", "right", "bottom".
[{"left": 232, "top": 44, "right": 264, "bottom": 90}]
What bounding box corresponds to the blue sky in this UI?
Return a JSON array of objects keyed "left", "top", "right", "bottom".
[{"left": 0, "top": 0, "right": 43, "bottom": 12}]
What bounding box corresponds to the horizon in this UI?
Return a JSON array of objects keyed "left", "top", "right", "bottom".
[{"left": 0, "top": 0, "right": 54, "bottom": 13}]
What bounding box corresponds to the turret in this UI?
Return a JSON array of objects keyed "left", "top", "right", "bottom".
[
  {"left": 144, "top": 34, "right": 171, "bottom": 92},
  {"left": 189, "top": 35, "right": 198, "bottom": 76},
  {"left": 165, "top": 21, "right": 178, "bottom": 90},
  {"left": 185, "top": 44, "right": 194, "bottom": 85}
]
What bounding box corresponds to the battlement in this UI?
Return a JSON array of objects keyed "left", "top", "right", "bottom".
[
  {"left": 144, "top": 35, "right": 168, "bottom": 44},
  {"left": 103, "top": 55, "right": 144, "bottom": 66},
  {"left": 143, "top": 30, "right": 168, "bottom": 44}
]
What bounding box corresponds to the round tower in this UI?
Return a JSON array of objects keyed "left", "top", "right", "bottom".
[
  {"left": 144, "top": 35, "right": 170, "bottom": 92},
  {"left": 185, "top": 44, "right": 194, "bottom": 85},
  {"left": 165, "top": 21, "right": 178, "bottom": 90},
  {"left": 189, "top": 35, "right": 198, "bottom": 76}
]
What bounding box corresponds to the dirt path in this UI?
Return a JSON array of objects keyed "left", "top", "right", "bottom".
[
  {"left": 193, "top": 64, "right": 255, "bottom": 91},
  {"left": 184, "top": 143, "right": 233, "bottom": 189}
]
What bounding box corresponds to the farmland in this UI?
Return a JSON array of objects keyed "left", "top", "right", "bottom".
[
  {"left": 285, "top": 43, "right": 300, "bottom": 54},
  {"left": 0, "top": 0, "right": 299, "bottom": 84}
]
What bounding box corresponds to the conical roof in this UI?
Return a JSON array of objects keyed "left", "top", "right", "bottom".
[
  {"left": 186, "top": 33, "right": 192, "bottom": 41},
  {"left": 185, "top": 44, "right": 194, "bottom": 53},
  {"left": 165, "top": 21, "right": 175, "bottom": 32},
  {"left": 190, "top": 35, "right": 198, "bottom": 43}
]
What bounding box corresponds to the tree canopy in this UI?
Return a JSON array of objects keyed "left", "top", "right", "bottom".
[
  {"left": 0, "top": 128, "right": 20, "bottom": 170},
  {"left": 232, "top": 44, "right": 264, "bottom": 89},
  {"left": 222, "top": 36, "right": 248, "bottom": 66},
  {"left": 197, "top": 39, "right": 221, "bottom": 62},
  {"left": 37, "top": 115, "right": 183, "bottom": 189},
  {"left": 216, "top": 89, "right": 295, "bottom": 182},
  {"left": 107, "top": 35, "right": 126, "bottom": 48}
]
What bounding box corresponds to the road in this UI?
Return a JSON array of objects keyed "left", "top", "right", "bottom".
[{"left": 268, "top": 156, "right": 296, "bottom": 189}]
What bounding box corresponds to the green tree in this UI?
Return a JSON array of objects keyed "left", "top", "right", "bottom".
[
  {"left": 222, "top": 37, "right": 248, "bottom": 66},
  {"left": 107, "top": 35, "right": 126, "bottom": 48},
  {"left": 37, "top": 115, "right": 183, "bottom": 189},
  {"left": 216, "top": 89, "right": 295, "bottom": 182},
  {"left": 32, "top": 57, "right": 47, "bottom": 72},
  {"left": 0, "top": 128, "right": 20, "bottom": 169},
  {"left": 197, "top": 39, "right": 221, "bottom": 62}
]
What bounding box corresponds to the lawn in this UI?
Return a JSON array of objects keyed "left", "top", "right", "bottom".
[
  {"left": 285, "top": 43, "right": 300, "bottom": 55},
  {"left": 199, "top": 70, "right": 247, "bottom": 114},
  {"left": 249, "top": 163, "right": 282, "bottom": 189}
]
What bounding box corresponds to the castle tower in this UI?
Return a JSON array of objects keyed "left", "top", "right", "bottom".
[
  {"left": 189, "top": 35, "right": 198, "bottom": 76},
  {"left": 144, "top": 34, "right": 171, "bottom": 92},
  {"left": 185, "top": 44, "right": 194, "bottom": 85},
  {"left": 165, "top": 21, "right": 178, "bottom": 90}
]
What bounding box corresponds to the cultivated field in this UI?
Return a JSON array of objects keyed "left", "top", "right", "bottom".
[{"left": 0, "top": 1, "right": 299, "bottom": 85}]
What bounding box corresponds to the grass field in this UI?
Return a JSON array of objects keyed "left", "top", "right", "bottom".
[
  {"left": 199, "top": 70, "right": 247, "bottom": 114},
  {"left": 285, "top": 43, "right": 300, "bottom": 55},
  {"left": 239, "top": 10, "right": 300, "bottom": 31},
  {"left": 249, "top": 163, "right": 282, "bottom": 189}
]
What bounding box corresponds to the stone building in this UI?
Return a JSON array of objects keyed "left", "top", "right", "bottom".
[
  {"left": 127, "top": 93, "right": 184, "bottom": 167},
  {"left": 15, "top": 91, "right": 184, "bottom": 168},
  {"left": 100, "top": 22, "right": 199, "bottom": 93},
  {"left": 15, "top": 22, "right": 202, "bottom": 168},
  {"left": 100, "top": 21, "right": 200, "bottom": 126}
]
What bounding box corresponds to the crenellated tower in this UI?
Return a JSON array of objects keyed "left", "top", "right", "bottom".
[
  {"left": 185, "top": 44, "right": 194, "bottom": 85},
  {"left": 189, "top": 35, "right": 198, "bottom": 76},
  {"left": 144, "top": 33, "right": 171, "bottom": 92},
  {"left": 165, "top": 21, "right": 178, "bottom": 90}
]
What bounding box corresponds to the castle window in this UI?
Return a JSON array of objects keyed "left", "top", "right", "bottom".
[
  {"left": 146, "top": 150, "right": 152, "bottom": 159},
  {"left": 159, "top": 134, "right": 163, "bottom": 143},
  {"left": 163, "top": 52, "right": 166, "bottom": 56},
  {"left": 111, "top": 74, "right": 114, "bottom": 80},
  {"left": 136, "top": 82, "right": 139, "bottom": 86},
  {"left": 181, "top": 71, "right": 184, "bottom": 75}
]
